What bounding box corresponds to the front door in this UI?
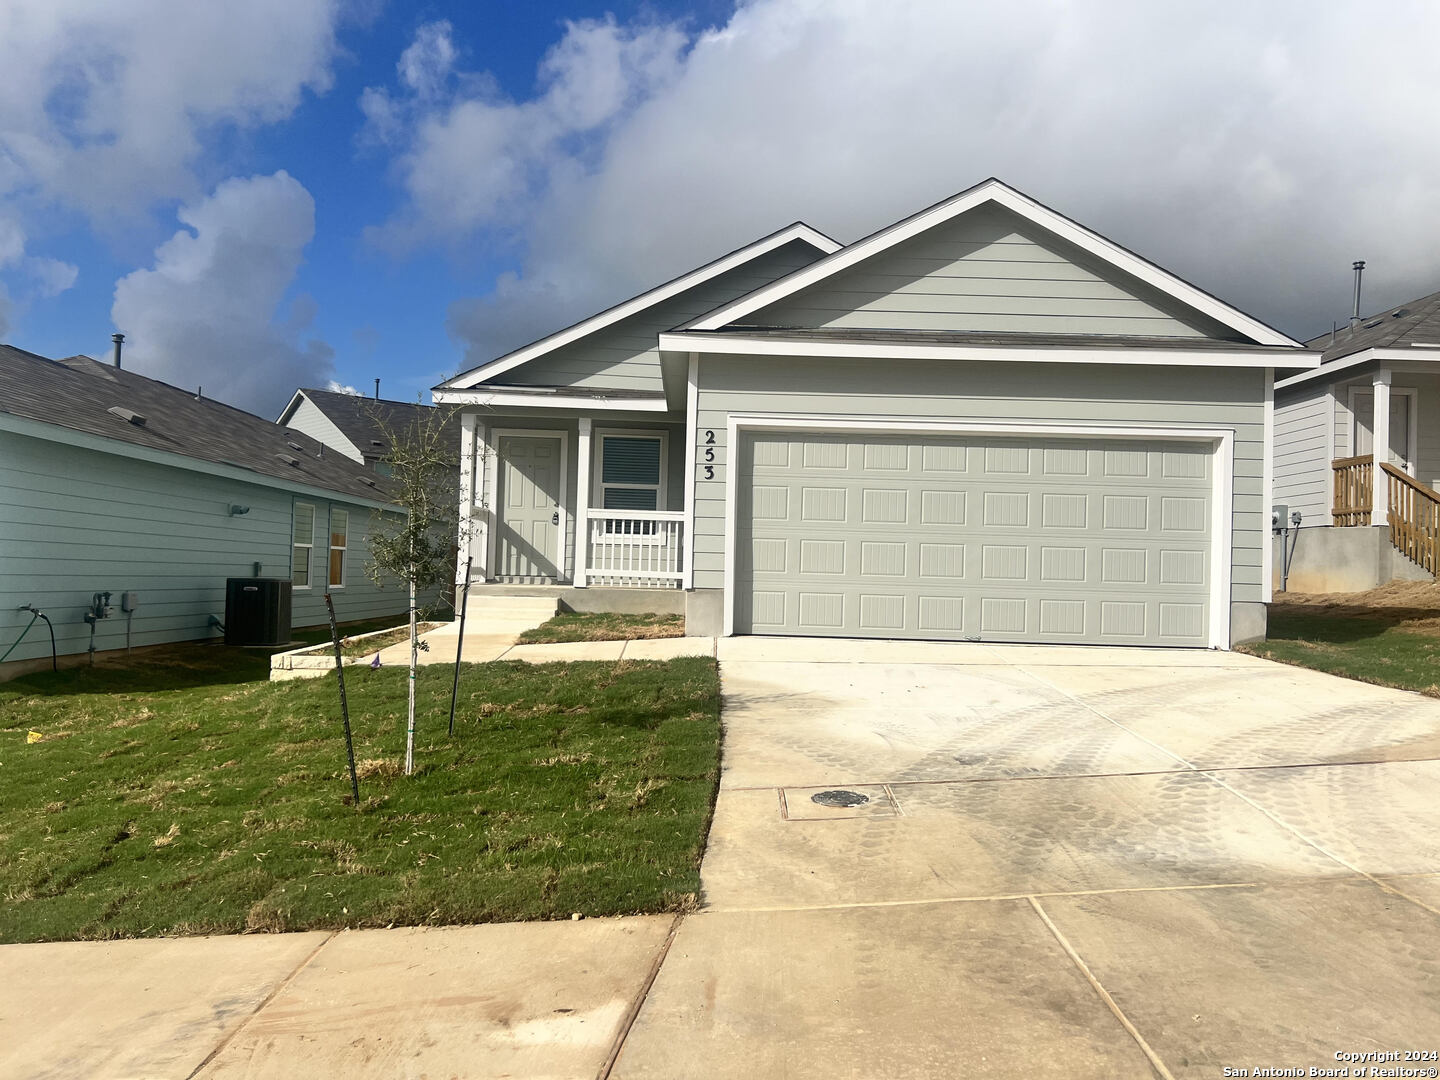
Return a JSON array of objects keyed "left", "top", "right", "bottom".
[
  {"left": 1354, "top": 390, "right": 1414, "bottom": 472},
  {"left": 495, "top": 434, "right": 563, "bottom": 581}
]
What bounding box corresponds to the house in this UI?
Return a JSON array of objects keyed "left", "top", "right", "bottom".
[
  {"left": 1273, "top": 290, "right": 1440, "bottom": 592},
  {"left": 0, "top": 345, "right": 434, "bottom": 679},
  {"left": 435, "top": 178, "right": 1320, "bottom": 648},
  {"left": 276, "top": 386, "right": 453, "bottom": 474}
]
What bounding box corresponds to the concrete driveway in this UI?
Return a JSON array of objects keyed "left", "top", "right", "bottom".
[{"left": 612, "top": 638, "right": 1440, "bottom": 1079}]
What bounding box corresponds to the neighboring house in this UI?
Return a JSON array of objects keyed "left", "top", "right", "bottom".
[
  {"left": 435, "top": 178, "right": 1319, "bottom": 649},
  {"left": 1273, "top": 290, "right": 1440, "bottom": 591},
  {"left": 0, "top": 345, "right": 431, "bottom": 678},
  {"left": 276, "top": 386, "right": 452, "bottom": 474}
]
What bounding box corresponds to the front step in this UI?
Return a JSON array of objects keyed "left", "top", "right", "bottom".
[{"left": 453, "top": 593, "right": 558, "bottom": 636}]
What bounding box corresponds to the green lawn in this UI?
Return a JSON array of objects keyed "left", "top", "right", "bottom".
[
  {"left": 1239, "top": 608, "right": 1440, "bottom": 697},
  {"left": 0, "top": 643, "right": 721, "bottom": 943},
  {"left": 518, "top": 611, "right": 686, "bottom": 644}
]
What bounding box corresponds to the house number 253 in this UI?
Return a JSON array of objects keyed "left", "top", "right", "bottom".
[{"left": 702, "top": 430, "right": 716, "bottom": 478}]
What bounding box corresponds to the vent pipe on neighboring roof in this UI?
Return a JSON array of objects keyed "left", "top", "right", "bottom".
[
  {"left": 1351, "top": 261, "right": 1366, "bottom": 329},
  {"left": 374, "top": 378, "right": 380, "bottom": 400},
  {"left": 112, "top": 333, "right": 125, "bottom": 369}
]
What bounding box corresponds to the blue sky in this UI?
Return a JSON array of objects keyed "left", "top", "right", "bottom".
[{"left": 3, "top": 1, "right": 1440, "bottom": 416}]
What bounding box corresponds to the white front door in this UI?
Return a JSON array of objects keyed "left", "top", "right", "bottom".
[
  {"left": 495, "top": 434, "right": 564, "bottom": 581},
  {"left": 1353, "top": 389, "right": 1414, "bottom": 472}
]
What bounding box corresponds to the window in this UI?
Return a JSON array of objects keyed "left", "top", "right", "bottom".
[
  {"left": 598, "top": 434, "right": 664, "bottom": 510},
  {"left": 328, "top": 509, "right": 349, "bottom": 587},
  {"left": 292, "top": 503, "right": 315, "bottom": 588}
]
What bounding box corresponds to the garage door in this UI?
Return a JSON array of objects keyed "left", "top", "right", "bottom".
[{"left": 736, "top": 431, "right": 1213, "bottom": 646}]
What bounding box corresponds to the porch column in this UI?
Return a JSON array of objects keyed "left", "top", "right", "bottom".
[
  {"left": 575, "top": 418, "right": 592, "bottom": 587},
  {"left": 1372, "top": 368, "right": 1391, "bottom": 525},
  {"left": 456, "top": 411, "right": 478, "bottom": 590}
]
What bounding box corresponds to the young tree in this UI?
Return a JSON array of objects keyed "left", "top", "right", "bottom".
[{"left": 365, "top": 402, "right": 465, "bottom": 775}]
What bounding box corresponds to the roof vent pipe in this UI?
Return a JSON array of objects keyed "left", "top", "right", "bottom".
[
  {"left": 112, "top": 332, "right": 125, "bottom": 369},
  {"left": 374, "top": 378, "right": 380, "bottom": 400},
  {"left": 1351, "top": 261, "right": 1366, "bottom": 329}
]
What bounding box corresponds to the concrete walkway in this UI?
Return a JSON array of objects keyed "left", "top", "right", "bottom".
[
  {"left": 370, "top": 621, "right": 717, "bottom": 667},
  {"left": 9, "top": 638, "right": 1440, "bottom": 1078},
  {"left": 609, "top": 638, "right": 1440, "bottom": 1078}
]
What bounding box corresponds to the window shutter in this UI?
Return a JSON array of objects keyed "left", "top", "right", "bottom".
[{"left": 601, "top": 437, "right": 660, "bottom": 485}]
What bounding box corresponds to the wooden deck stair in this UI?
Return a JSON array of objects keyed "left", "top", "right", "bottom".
[{"left": 1332, "top": 455, "right": 1440, "bottom": 576}]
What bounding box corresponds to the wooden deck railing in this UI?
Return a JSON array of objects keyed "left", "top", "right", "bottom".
[
  {"left": 1383, "top": 463, "right": 1440, "bottom": 574},
  {"left": 1331, "top": 455, "right": 1373, "bottom": 526}
]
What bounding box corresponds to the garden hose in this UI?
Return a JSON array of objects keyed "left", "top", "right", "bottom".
[{"left": 1, "top": 612, "right": 39, "bottom": 663}]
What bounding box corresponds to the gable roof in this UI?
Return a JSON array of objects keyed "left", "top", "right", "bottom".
[
  {"left": 681, "top": 178, "right": 1303, "bottom": 348},
  {"left": 438, "top": 222, "right": 840, "bottom": 390},
  {"left": 1305, "top": 288, "right": 1440, "bottom": 362},
  {"left": 0, "top": 345, "right": 395, "bottom": 505},
  {"left": 278, "top": 387, "right": 454, "bottom": 460}
]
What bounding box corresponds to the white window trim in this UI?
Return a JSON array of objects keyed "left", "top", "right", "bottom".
[
  {"left": 328, "top": 507, "right": 349, "bottom": 589},
  {"left": 1347, "top": 384, "right": 1418, "bottom": 474},
  {"left": 292, "top": 502, "right": 315, "bottom": 591},
  {"left": 720, "top": 415, "right": 1235, "bottom": 650},
  {"left": 592, "top": 429, "right": 669, "bottom": 542},
  {"left": 485, "top": 428, "right": 571, "bottom": 583}
]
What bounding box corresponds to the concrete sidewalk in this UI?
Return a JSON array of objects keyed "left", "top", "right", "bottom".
[{"left": 3, "top": 917, "right": 675, "bottom": 1080}]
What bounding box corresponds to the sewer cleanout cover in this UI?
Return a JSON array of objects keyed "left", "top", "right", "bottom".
[{"left": 810, "top": 789, "right": 871, "bottom": 808}]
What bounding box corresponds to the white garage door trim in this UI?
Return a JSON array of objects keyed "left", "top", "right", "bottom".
[{"left": 722, "top": 416, "right": 1235, "bottom": 648}]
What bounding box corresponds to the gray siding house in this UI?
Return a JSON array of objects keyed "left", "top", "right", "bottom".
[
  {"left": 436, "top": 180, "right": 1319, "bottom": 648},
  {"left": 277, "top": 386, "right": 455, "bottom": 473},
  {"left": 0, "top": 346, "right": 428, "bottom": 677},
  {"left": 1273, "top": 290, "right": 1440, "bottom": 591}
]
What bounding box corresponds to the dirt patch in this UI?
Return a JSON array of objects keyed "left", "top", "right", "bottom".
[{"left": 1273, "top": 580, "right": 1440, "bottom": 636}]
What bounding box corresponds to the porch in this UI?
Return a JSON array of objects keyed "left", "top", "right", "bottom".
[{"left": 456, "top": 406, "right": 691, "bottom": 593}]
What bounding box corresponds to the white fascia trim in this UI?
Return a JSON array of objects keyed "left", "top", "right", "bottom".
[
  {"left": 276, "top": 389, "right": 307, "bottom": 424},
  {"left": 685, "top": 180, "right": 1301, "bottom": 347},
  {"left": 432, "top": 388, "right": 671, "bottom": 412},
  {"left": 719, "top": 414, "right": 1236, "bottom": 650},
  {"left": 1275, "top": 347, "right": 1440, "bottom": 390},
  {"left": 0, "top": 412, "right": 400, "bottom": 513},
  {"left": 440, "top": 224, "right": 842, "bottom": 390},
  {"left": 659, "top": 332, "right": 1317, "bottom": 370}
]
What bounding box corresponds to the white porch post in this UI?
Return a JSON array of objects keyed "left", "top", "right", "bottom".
[
  {"left": 575, "top": 418, "right": 592, "bottom": 587},
  {"left": 1372, "top": 367, "right": 1391, "bottom": 525},
  {"left": 456, "top": 411, "right": 478, "bottom": 590}
]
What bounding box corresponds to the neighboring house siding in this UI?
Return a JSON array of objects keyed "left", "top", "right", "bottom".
[
  {"left": 1274, "top": 382, "right": 1332, "bottom": 526},
  {"left": 1, "top": 431, "right": 291, "bottom": 663},
  {"left": 691, "top": 355, "right": 1266, "bottom": 605},
  {"left": 497, "top": 240, "right": 827, "bottom": 392},
  {"left": 287, "top": 497, "right": 443, "bottom": 627},
  {"left": 1330, "top": 371, "right": 1440, "bottom": 490},
  {"left": 747, "top": 205, "right": 1239, "bottom": 338},
  {"left": 282, "top": 397, "right": 364, "bottom": 462},
  {"left": 0, "top": 430, "right": 426, "bottom": 666}
]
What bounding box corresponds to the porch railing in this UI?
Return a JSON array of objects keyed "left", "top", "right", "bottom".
[
  {"left": 1331, "top": 454, "right": 1373, "bottom": 526},
  {"left": 1383, "top": 463, "right": 1440, "bottom": 574},
  {"left": 583, "top": 510, "right": 684, "bottom": 588}
]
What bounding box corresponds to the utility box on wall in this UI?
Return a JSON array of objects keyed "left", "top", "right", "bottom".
[{"left": 225, "top": 578, "right": 293, "bottom": 647}]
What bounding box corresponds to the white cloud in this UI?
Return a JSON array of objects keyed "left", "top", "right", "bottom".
[
  {"left": 361, "top": 16, "right": 686, "bottom": 253},
  {"left": 111, "top": 171, "right": 334, "bottom": 416},
  {"left": 365, "top": 1, "right": 1440, "bottom": 368},
  {"left": 325, "top": 379, "right": 363, "bottom": 395},
  {"left": 0, "top": 0, "right": 342, "bottom": 223},
  {"left": 25, "top": 257, "right": 78, "bottom": 299}
]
